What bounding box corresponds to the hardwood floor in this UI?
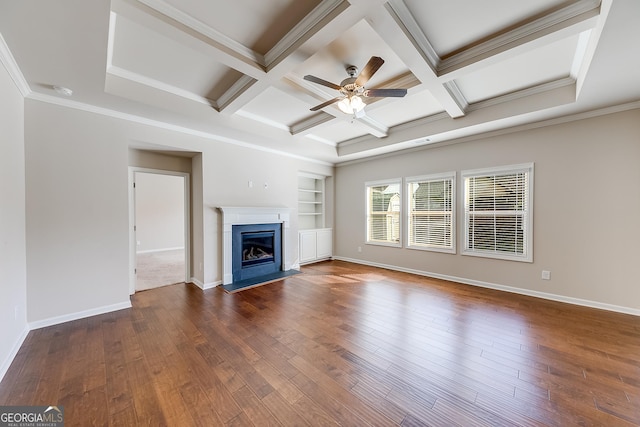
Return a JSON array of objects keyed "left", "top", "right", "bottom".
[{"left": 1, "top": 260, "right": 639, "bottom": 426}]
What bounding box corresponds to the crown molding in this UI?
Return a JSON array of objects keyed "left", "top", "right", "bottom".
[
  {"left": 290, "top": 113, "right": 335, "bottom": 136},
  {"left": 217, "top": 75, "right": 256, "bottom": 112},
  {"left": 235, "top": 109, "right": 289, "bottom": 132},
  {"left": 336, "top": 100, "right": 640, "bottom": 166},
  {"left": 0, "top": 32, "right": 31, "bottom": 97},
  {"left": 107, "top": 65, "right": 217, "bottom": 108},
  {"left": 468, "top": 76, "right": 576, "bottom": 112},
  {"left": 442, "top": 81, "right": 469, "bottom": 113},
  {"left": 26, "top": 92, "right": 332, "bottom": 166}
]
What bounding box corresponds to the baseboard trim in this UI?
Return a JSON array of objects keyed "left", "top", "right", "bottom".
[
  {"left": 333, "top": 256, "right": 640, "bottom": 317},
  {"left": 0, "top": 326, "right": 29, "bottom": 383},
  {"left": 28, "top": 301, "right": 133, "bottom": 330},
  {"left": 190, "top": 277, "right": 220, "bottom": 290},
  {"left": 136, "top": 247, "right": 185, "bottom": 255}
]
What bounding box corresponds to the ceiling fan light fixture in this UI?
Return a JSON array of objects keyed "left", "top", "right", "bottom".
[{"left": 338, "top": 95, "right": 365, "bottom": 114}]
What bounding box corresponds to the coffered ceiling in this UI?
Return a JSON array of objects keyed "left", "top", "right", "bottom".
[{"left": 1, "top": 0, "right": 638, "bottom": 164}]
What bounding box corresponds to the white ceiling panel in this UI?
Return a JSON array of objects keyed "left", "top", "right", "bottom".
[
  {"left": 307, "top": 119, "right": 372, "bottom": 144},
  {"left": 161, "top": 0, "right": 321, "bottom": 54},
  {"left": 366, "top": 90, "right": 445, "bottom": 127},
  {"left": 238, "top": 87, "right": 316, "bottom": 129},
  {"left": 455, "top": 35, "right": 580, "bottom": 103},
  {"left": 403, "top": 0, "right": 570, "bottom": 57},
  {"left": 112, "top": 14, "right": 239, "bottom": 100}
]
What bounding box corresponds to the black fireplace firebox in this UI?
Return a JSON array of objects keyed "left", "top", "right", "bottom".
[{"left": 232, "top": 223, "right": 282, "bottom": 282}]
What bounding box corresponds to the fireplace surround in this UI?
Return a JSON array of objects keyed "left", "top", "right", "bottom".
[
  {"left": 218, "top": 206, "right": 292, "bottom": 285},
  {"left": 232, "top": 222, "right": 282, "bottom": 282}
]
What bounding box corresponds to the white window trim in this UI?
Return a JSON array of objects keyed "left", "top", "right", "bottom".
[
  {"left": 405, "top": 172, "right": 456, "bottom": 254},
  {"left": 365, "top": 178, "right": 402, "bottom": 248},
  {"left": 462, "top": 163, "right": 534, "bottom": 262}
]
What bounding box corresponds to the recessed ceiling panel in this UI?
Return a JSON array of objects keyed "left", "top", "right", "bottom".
[
  {"left": 161, "top": 0, "right": 321, "bottom": 55},
  {"left": 239, "top": 87, "right": 316, "bottom": 129},
  {"left": 112, "top": 14, "right": 242, "bottom": 101},
  {"left": 307, "top": 120, "right": 372, "bottom": 144},
  {"left": 455, "top": 35, "right": 579, "bottom": 103},
  {"left": 366, "top": 90, "right": 445, "bottom": 127},
  {"left": 404, "top": 0, "right": 569, "bottom": 57}
]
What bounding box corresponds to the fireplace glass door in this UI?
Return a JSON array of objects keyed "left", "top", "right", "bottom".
[{"left": 232, "top": 223, "right": 282, "bottom": 282}]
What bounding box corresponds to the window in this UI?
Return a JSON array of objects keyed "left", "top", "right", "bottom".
[
  {"left": 463, "top": 163, "right": 533, "bottom": 262},
  {"left": 366, "top": 179, "right": 401, "bottom": 246},
  {"left": 406, "top": 173, "right": 455, "bottom": 253}
]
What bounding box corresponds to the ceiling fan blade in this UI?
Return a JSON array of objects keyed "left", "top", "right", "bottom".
[
  {"left": 364, "top": 88, "right": 407, "bottom": 98},
  {"left": 303, "top": 75, "right": 342, "bottom": 91},
  {"left": 355, "top": 56, "right": 385, "bottom": 87},
  {"left": 310, "top": 97, "right": 343, "bottom": 111}
]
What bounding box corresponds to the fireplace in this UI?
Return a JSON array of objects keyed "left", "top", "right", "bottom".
[
  {"left": 232, "top": 223, "right": 282, "bottom": 282},
  {"left": 218, "top": 207, "right": 292, "bottom": 285}
]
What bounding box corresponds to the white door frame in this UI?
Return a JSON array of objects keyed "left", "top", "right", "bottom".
[{"left": 128, "top": 167, "right": 191, "bottom": 295}]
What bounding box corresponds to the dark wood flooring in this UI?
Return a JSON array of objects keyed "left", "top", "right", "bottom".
[{"left": 1, "top": 260, "right": 639, "bottom": 426}]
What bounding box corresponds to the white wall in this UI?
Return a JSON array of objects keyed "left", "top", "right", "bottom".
[
  {"left": 134, "top": 172, "right": 184, "bottom": 252},
  {"left": 335, "top": 109, "right": 640, "bottom": 313},
  {"left": 0, "top": 58, "right": 28, "bottom": 378}
]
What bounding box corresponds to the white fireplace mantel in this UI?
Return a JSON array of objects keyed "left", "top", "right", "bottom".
[{"left": 218, "top": 206, "right": 292, "bottom": 285}]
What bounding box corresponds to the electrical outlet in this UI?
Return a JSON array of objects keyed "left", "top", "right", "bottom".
[
  {"left": 199, "top": 262, "right": 203, "bottom": 272},
  {"left": 14, "top": 306, "right": 19, "bottom": 321},
  {"left": 357, "top": 246, "right": 362, "bottom": 253},
  {"left": 541, "top": 270, "right": 551, "bottom": 280}
]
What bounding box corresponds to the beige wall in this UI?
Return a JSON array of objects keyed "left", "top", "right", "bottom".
[
  {"left": 25, "top": 100, "right": 131, "bottom": 323},
  {"left": 335, "top": 109, "right": 640, "bottom": 312},
  {"left": 23, "top": 99, "right": 333, "bottom": 323},
  {"left": 0, "top": 59, "right": 28, "bottom": 377}
]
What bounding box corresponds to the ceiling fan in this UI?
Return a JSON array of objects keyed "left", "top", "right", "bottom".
[{"left": 304, "top": 56, "right": 407, "bottom": 115}]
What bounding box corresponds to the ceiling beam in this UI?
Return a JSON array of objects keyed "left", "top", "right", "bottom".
[{"left": 370, "top": 3, "right": 467, "bottom": 118}]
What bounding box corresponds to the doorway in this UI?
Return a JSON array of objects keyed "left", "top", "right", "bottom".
[{"left": 130, "top": 169, "right": 190, "bottom": 293}]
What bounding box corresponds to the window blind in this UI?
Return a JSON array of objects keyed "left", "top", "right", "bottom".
[
  {"left": 463, "top": 164, "right": 533, "bottom": 261},
  {"left": 366, "top": 181, "right": 401, "bottom": 246},
  {"left": 407, "top": 174, "right": 455, "bottom": 252}
]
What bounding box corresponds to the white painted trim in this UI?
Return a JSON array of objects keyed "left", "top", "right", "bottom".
[
  {"left": 264, "top": 0, "right": 347, "bottom": 68},
  {"left": 137, "top": 0, "right": 264, "bottom": 66},
  {"left": 0, "top": 326, "right": 29, "bottom": 383},
  {"left": 190, "top": 278, "right": 220, "bottom": 290},
  {"left": 385, "top": 0, "right": 440, "bottom": 70},
  {"left": 136, "top": 246, "right": 185, "bottom": 254},
  {"left": 218, "top": 206, "right": 292, "bottom": 285},
  {"left": 438, "top": 0, "right": 601, "bottom": 75},
  {"left": 335, "top": 100, "right": 640, "bottom": 167},
  {"left": 28, "top": 301, "right": 132, "bottom": 331},
  {"left": 467, "top": 77, "right": 575, "bottom": 112},
  {"left": 130, "top": 168, "right": 191, "bottom": 294},
  {"left": 25, "top": 92, "right": 332, "bottom": 166},
  {"left": 0, "top": 32, "right": 31, "bottom": 96},
  {"left": 333, "top": 256, "right": 640, "bottom": 317},
  {"left": 108, "top": 65, "right": 216, "bottom": 108},
  {"left": 235, "top": 109, "right": 290, "bottom": 132}
]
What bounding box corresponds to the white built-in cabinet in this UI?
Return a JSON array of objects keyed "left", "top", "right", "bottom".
[
  {"left": 298, "top": 173, "right": 332, "bottom": 264},
  {"left": 299, "top": 228, "right": 332, "bottom": 264}
]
